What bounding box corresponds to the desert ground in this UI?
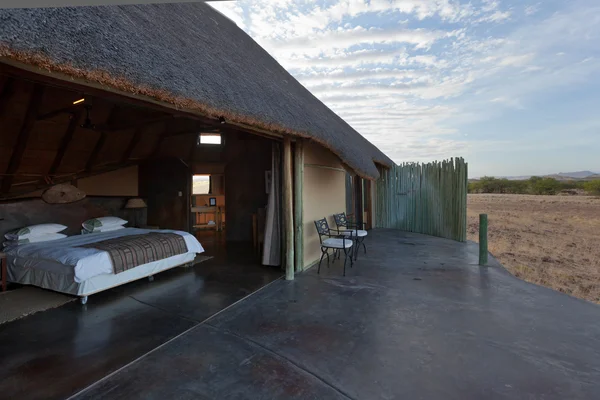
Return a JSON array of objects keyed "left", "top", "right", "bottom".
[{"left": 467, "top": 194, "right": 600, "bottom": 303}]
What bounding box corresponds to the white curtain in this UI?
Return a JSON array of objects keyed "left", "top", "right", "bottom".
[{"left": 262, "top": 142, "right": 281, "bottom": 266}]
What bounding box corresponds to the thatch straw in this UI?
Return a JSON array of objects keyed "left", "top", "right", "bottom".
[{"left": 0, "top": 3, "right": 393, "bottom": 179}]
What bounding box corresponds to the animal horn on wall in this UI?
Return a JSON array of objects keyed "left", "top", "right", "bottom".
[{"left": 42, "top": 183, "right": 86, "bottom": 204}]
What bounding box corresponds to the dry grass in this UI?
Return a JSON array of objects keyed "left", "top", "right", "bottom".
[{"left": 468, "top": 194, "right": 600, "bottom": 303}]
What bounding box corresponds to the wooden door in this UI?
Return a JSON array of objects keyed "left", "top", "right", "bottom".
[{"left": 139, "top": 157, "right": 191, "bottom": 231}]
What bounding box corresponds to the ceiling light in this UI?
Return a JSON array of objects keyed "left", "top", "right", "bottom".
[
  {"left": 73, "top": 98, "right": 85, "bottom": 105},
  {"left": 219, "top": 116, "right": 226, "bottom": 124}
]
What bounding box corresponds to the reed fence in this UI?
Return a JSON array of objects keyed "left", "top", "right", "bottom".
[{"left": 375, "top": 157, "right": 468, "bottom": 242}]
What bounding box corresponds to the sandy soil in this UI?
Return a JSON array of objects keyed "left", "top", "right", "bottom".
[{"left": 467, "top": 194, "right": 600, "bottom": 303}]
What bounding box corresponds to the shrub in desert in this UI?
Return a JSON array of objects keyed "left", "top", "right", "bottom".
[
  {"left": 584, "top": 179, "right": 600, "bottom": 195},
  {"left": 528, "top": 177, "right": 561, "bottom": 195}
]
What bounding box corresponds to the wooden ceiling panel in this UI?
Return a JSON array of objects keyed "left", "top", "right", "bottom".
[
  {"left": 160, "top": 134, "right": 194, "bottom": 159},
  {"left": 27, "top": 116, "right": 72, "bottom": 151},
  {"left": 0, "top": 146, "right": 13, "bottom": 161},
  {"left": 0, "top": 80, "right": 34, "bottom": 148},
  {"left": 56, "top": 148, "right": 91, "bottom": 174},
  {"left": 132, "top": 130, "right": 160, "bottom": 160},
  {"left": 37, "top": 84, "right": 78, "bottom": 117},
  {"left": 0, "top": 72, "right": 224, "bottom": 199},
  {"left": 67, "top": 128, "right": 102, "bottom": 151},
  {"left": 18, "top": 149, "right": 55, "bottom": 174},
  {"left": 93, "top": 131, "right": 133, "bottom": 168},
  {"left": 130, "top": 123, "right": 164, "bottom": 160}
]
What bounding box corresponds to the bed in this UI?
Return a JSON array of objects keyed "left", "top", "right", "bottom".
[{"left": 4, "top": 228, "right": 205, "bottom": 304}]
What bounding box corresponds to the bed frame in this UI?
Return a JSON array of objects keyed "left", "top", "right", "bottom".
[
  {"left": 7, "top": 250, "right": 198, "bottom": 305},
  {"left": 76, "top": 260, "right": 196, "bottom": 305}
]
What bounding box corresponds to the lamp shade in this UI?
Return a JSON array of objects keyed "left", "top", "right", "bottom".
[{"left": 125, "top": 198, "right": 147, "bottom": 209}]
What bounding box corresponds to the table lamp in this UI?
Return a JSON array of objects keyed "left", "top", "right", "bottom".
[{"left": 124, "top": 198, "right": 147, "bottom": 228}]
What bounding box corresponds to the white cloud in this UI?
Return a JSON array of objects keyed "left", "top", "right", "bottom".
[
  {"left": 525, "top": 3, "right": 541, "bottom": 16},
  {"left": 209, "top": 0, "right": 600, "bottom": 167}
]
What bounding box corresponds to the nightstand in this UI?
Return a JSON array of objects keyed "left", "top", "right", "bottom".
[{"left": 1, "top": 252, "right": 6, "bottom": 292}]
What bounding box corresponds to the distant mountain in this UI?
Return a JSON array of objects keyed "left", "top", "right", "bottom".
[
  {"left": 555, "top": 171, "right": 598, "bottom": 179},
  {"left": 472, "top": 171, "right": 599, "bottom": 181},
  {"left": 498, "top": 175, "right": 532, "bottom": 181}
]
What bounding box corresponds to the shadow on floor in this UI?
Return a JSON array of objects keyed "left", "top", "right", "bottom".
[
  {"left": 76, "top": 229, "right": 600, "bottom": 400},
  {"left": 0, "top": 237, "right": 282, "bottom": 400}
]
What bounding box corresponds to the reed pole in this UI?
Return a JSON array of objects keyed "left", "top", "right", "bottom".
[{"left": 479, "top": 213, "right": 488, "bottom": 265}]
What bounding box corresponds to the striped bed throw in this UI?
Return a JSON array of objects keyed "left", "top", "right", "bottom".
[{"left": 81, "top": 232, "right": 188, "bottom": 274}]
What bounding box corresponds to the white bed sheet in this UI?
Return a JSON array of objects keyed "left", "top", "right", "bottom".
[{"left": 4, "top": 228, "right": 204, "bottom": 283}]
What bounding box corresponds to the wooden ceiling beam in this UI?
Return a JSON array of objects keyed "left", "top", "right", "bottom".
[
  {"left": 83, "top": 105, "right": 119, "bottom": 172},
  {"left": 99, "top": 115, "right": 174, "bottom": 132},
  {"left": 151, "top": 121, "right": 170, "bottom": 159},
  {"left": 121, "top": 126, "right": 144, "bottom": 163},
  {"left": 1, "top": 83, "right": 45, "bottom": 194},
  {"left": 0, "top": 76, "right": 15, "bottom": 115},
  {"left": 150, "top": 122, "right": 216, "bottom": 159},
  {"left": 37, "top": 105, "right": 78, "bottom": 121},
  {"left": 0, "top": 61, "right": 283, "bottom": 140},
  {"left": 85, "top": 132, "right": 107, "bottom": 173},
  {"left": 163, "top": 126, "right": 217, "bottom": 138},
  {"left": 47, "top": 109, "right": 83, "bottom": 178},
  {"left": 187, "top": 132, "right": 198, "bottom": 164}
]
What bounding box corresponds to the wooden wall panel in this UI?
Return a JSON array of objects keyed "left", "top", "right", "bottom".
[
  {"left": 0, "top": 80, "right": 32, "bottom": 148},
  {"left": 0, "top": 73, "right": 219, "bottom": 199},
  {"left": 139, "top": 157, "right": 190, "bottom": 231},
  {"left": 160, "top": 134, "right": 193, "bottom": 159},
  {"left": 26, "top": 119, "right": 68, "bottom": 150},
  {"left": 130, "top": 123, "right": 163, "bottom": 160},
  {"left": 94, "top": 131, "right": 134, "bottom": 168},
  {"left": 224, "top": 132, "right": 271, "bottom": 242},
  {"left": 17, "top": 149, "right": 55, "bottom": 173},
  {"left": 0, "top": 196, "right": 145, "bottom": 238}
]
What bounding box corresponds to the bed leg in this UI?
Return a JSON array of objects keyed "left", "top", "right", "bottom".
[
  {"left": 148, "top": 275, "right": 154, "bottom": 282},
  {"left": 80, "top": 296, "right": 88, "bottom": 305}
]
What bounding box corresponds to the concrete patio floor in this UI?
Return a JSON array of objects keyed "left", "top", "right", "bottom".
[
  {"left": 0, "top": 240, "right": 282, "bottom": 400},
  {"left": 73, "top": 229, "right": 600, "bottom": 400}
]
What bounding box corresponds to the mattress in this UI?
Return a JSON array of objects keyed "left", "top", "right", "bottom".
[
  {"left": 5, "top": 228, "right": 204, "bottom": 283},
  {"left": 5, "top": 228, "right": 204, "bottom": 296},
  {"left": 7, "top": 252, "right": 197, "bottom": 296}
]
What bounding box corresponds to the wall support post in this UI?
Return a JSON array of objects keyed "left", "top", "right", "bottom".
[
  {"left": 294, "top": 139, "right": 304, "bottom": 273},
  {"left": 283, "top": 137, "right": 295, "bottom": 280},
  {"left": 353, "top": 175, "right": 364, "bottom": 227},
  {"left": 479, "top": 213, "right": 488, "bottom": 265}
]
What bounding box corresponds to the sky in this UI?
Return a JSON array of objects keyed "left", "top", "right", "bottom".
[{"left": 208, "top": 0, "right": 600, "bottom": 178}]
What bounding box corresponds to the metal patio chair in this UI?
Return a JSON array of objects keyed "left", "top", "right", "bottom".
[
  {"left": 333, "top": 212, "right": 367, "bottom": 260},
  {"left": 314, "top": 218, "right": 354, "bottom": 276}
]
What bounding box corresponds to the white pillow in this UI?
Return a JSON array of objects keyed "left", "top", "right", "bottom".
[
  {"left": 3, "top": 233, "right": 67, "bottom": 247},
  {"left": 82, "top": 216, "right": 127, "bottom": 232},
  {"left": 82, "top": 225, "right": 125, "bottom": 234},
  {"left": 5, "top": 223, "right": 67, "bottom": 240}
]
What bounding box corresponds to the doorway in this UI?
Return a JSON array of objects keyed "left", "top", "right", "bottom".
[{"left": 189, "top": 130, "right": 279, "bottom": 265}]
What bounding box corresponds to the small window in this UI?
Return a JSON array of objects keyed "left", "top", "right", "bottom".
[
  {"left": 198, "top": 133, "right": 222, "bottom": 145},
  {"left": 193, "top": 175, "right": 211, "bottom": 194}
]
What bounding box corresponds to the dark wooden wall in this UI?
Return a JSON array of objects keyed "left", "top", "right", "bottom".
[
  {"left": 138, "top": 157, "right": 191, "bottom": 232},
  {"left": 224, "top": 132, "right": 272, "bottom": 242},
  {"left": 0, "top": 70, "right": 221, "bottom": 200},
  {"left": 0, "top": 196, "right": 145, "bottom": 238}
]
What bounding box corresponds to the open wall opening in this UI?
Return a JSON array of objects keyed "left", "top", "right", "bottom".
[
  {"left": 189, "top": 129, "right": 277, "bottom": 263},
  {"left": 0, "top": 65, "right": 283, "bottom": 284}
]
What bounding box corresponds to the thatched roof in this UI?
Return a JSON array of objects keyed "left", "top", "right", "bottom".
[{"left": 0, "top": 3, "right": 392, "bottom": 179}]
